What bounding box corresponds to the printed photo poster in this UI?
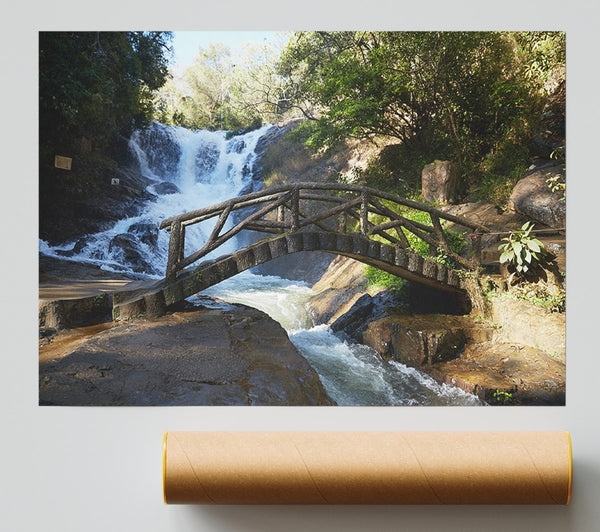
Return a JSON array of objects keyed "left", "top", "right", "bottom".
[{"left": 38, "top": 31, "right": 566, "bottom": 407}]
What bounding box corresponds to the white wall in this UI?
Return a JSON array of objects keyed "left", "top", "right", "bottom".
[{"left": 3, "top": 2, "right": 599, "bottom": 530}]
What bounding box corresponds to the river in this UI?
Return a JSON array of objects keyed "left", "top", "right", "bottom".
[{"left": 39, "top": 121, "right": 481, "bottom": 406}]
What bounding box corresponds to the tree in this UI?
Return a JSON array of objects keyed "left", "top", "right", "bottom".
[
  {"left": 154, "top": 34, "right": 292, "bottom": 131},
  {"left": 39, "top": 31, "right": 172, "bottom": 216},
  {"left": 274, "top": 31, "right": 564, "bottom": 197}
]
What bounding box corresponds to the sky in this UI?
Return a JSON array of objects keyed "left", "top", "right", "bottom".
[{"left": 170, "top": 31, "right": 285, "bottom": 71}]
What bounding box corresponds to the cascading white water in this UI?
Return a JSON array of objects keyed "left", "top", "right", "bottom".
[{"left": 39, "top": 121, "right": 481, "bottom": 406}]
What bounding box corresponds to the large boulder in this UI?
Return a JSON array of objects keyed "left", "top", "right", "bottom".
[
  {"left": 422, "top": 160, "right": 459, "bottom": 204},
  {"left": 151, "top": 181, "right": 181, "bottom": 195},
  {"left": 39, "top": 305, "right": 334, "bottom": 406},
  {"left": 508, "top": 163, "right": 565, "bottom": 228}
]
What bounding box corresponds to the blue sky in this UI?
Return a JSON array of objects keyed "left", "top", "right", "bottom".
[{"left": 171, "top": 31, "right": 283, "bottom": 70}]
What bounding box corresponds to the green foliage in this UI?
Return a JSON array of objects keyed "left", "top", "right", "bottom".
[
  {"left": 154, "top": 36, "right": 294, "bottom": 131},
  {"left": 491, "top": 389, "right": 514, "bottom": 405},
  {"left": 546, "top": 172, "right": 566, "bottom": 201},
  {"left": 39, "top": 31, "right": 172, "bottom": 209},
  {"left": 364, "top": 266, "right": 408, "bottom": 292},
  {"left": 498, "top": 222, "right": 545, "bottom": 283},
  {"left": 225, "top": 117, "right": 263, "bottom": 139},
  {"left": 513, "top": 32, "right": 566, "bottom": 93},
  {"left": 275, "top": 31, "right": 564, "bottom": 202}
]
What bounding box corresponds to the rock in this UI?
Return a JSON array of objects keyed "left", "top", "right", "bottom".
[
  {"left": 195, "top": 142, "right": 220, "bottom": 181},
  {"left": 508, "top": 164, "right": 565, "bottom": 228},
  {"left": 358, "top": 305, "right": 565, "bottom": 405},
  {"left": 488, "top": 295, "right": 565, "bottom": 362},
  {"left": 108, "top": 233, "right": 155, "bottom": 274},
  {"left": 422, "top": 160, "right": 459, "bottom": 204},
  {"left": 39, "top": 306, "right": 334, "bottom": 406},
  {"left": 151, "top": 181, "right": 181, "bottom": 195},
  {"left": 55, "top": 237, "right": 88, "bottom": 258},
  {"left": 254, "top": 251, "right": 334, "bottom": 284},
  {"left": 132, "top": 121, "right": 182, "bottom": 180},
  {"left": 362, "top": 315, "right": 472, "bottom": 367},
  {"left": 330, "top": 290, "right": 411, "bottom": 341},
  {"left": 40, "top": 166, "right": 156, "bottom": 244},
  {"left": 306, "top": 256, "right": 372, "bottom": 325},
  {"left": 128, "top": 222, "right": 159, "bottom": 249},
  {"left": 330, "top": 293, "right": 374, "bottom": 340}
]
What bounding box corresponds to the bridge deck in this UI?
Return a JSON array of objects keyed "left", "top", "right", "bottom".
[{"left": 112, "top": 231, "right": 472, "bottom": 321}]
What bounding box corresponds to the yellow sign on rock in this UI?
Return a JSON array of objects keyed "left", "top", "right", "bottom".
[{"left": 54, "top": 155, "right": 72, "bottom": 170}]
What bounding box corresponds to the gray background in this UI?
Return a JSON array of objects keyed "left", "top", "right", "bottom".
[{"left": 3, "top": 1, "right": 599, "bottom": 530}]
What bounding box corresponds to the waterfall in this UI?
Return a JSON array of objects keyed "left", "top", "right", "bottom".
[
  {"left": 39, "top": 121, "right": 271, "bottom": 277},
  {"left": 39, "top": 121, "right": 481, "bottom": 406}
]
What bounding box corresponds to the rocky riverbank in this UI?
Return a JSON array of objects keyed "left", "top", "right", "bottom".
[
  {"left": 39, "top": 299, "right": 334, "bottom": 406},
  {"left": 39, "top": 254, "right": 335, "bottom": 406},
  {"left": 305, "top": 248, "right": 565, "bottom": 405}
]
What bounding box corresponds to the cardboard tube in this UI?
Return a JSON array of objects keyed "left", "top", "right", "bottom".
[{"left": 163, "top": 431, "right": 572, "bottom": 505}]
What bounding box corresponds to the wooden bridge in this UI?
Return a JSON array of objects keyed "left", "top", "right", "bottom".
[{"left": 112, "top": 183, "right": 490, "bottom": 320}]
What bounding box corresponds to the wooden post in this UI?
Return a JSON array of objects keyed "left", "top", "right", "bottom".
[
  {"left": 338, "top": 211, "right": 347, "bottom": 233},
  {"left": 472, "top": 232, "right": 482, "bottom": 267},
  {"left": 360, "top": 190, "right": 369, "bottom": 235},
  {"left": 291, "top": 187, "right": 299, "bottom": 232},
  {"left": 179, "top": 224, "right": 186, "bottom": 263},
  {"left": 166, "top": 222, "right": 183, "bottom": 279}
]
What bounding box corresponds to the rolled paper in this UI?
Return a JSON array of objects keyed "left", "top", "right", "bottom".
[{"left": 163, "top": 431, "right": 572, "bottom": 505}]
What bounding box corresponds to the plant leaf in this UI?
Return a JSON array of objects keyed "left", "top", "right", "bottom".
[
  {"left": 513, "top": 242, "right": 522, "bottom": 255},
  {"left": 499, "top": 250, "right": 513, "bottom": 263}
]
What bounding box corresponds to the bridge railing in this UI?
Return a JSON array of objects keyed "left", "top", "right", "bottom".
[{"left": 159, "top": 183, "right": 490, "bottom": 279}]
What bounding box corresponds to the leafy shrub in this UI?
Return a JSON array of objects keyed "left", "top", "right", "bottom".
[{"left": 498, "top": 222, "right": 545, "bottom": 284}]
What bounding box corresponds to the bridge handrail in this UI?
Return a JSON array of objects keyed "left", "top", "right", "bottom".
[
  {"left": 159, "top": 183, "right": 490, "bottom": 233},
  {"left": 160, "top": 183, "right": 490, "bottom": 278}
]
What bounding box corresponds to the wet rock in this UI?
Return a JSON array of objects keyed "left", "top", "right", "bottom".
[
  {"left": 227, "top": 137, "right": 246, "bottom": 154},
  {"left": 195, "top": 142, "right": 220, "bottom": 181},
  {"left": 55, "top": 237, "right": 88, "bottom": 258},
  {"left": 508, "top": 164, "right": 566, "bottom": 228},
  {"left": 362, "top": 315, "right": 473, "bottom": 367},
  {"left": 306, "top": 256, "right": 371, "bottom": 325},
  {"left": 151, "top": 181, "right": 181, "bottom": 195},
  {"left": 132, "top": 121, "right": 182, "bottom": 180},
  {"left": 331, "top": 291, "right": 411, "bottom": 342},
  {"left": 422, "top": 160, "right": 459, "bottom": 204},
  {"left": 39, "top": 306, "right": 334, "bottom": 406},
  {"left": 128, "top": 222, "right": 159, "bottom": 249},
  {"left": 330, "top": 294, "right": 374, "bottom": 340},
  {"left": 108, "top": 233, "right": 155, "bottom": 274}
]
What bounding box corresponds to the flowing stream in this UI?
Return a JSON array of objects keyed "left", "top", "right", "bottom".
[{"left": 40, "top": 122, "right": 481, "bottom": 406}]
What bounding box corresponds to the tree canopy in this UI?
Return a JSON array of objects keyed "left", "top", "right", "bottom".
[
  {"left": 275, "top": 31, "right": 565, "bottom": 197},
  {"left": 39, "top": 31, "right": 173, "bottom": 206},
  {"left": 152, "top": 35, "right": 292, "bottom": 131}
]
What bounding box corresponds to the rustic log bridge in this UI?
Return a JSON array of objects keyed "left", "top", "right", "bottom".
[
  {"left": 112, "top": 184, "right": 491, "bottom": 321},
  {"left": 159, "top": 183, "right": 490, "bottom": 279}
]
